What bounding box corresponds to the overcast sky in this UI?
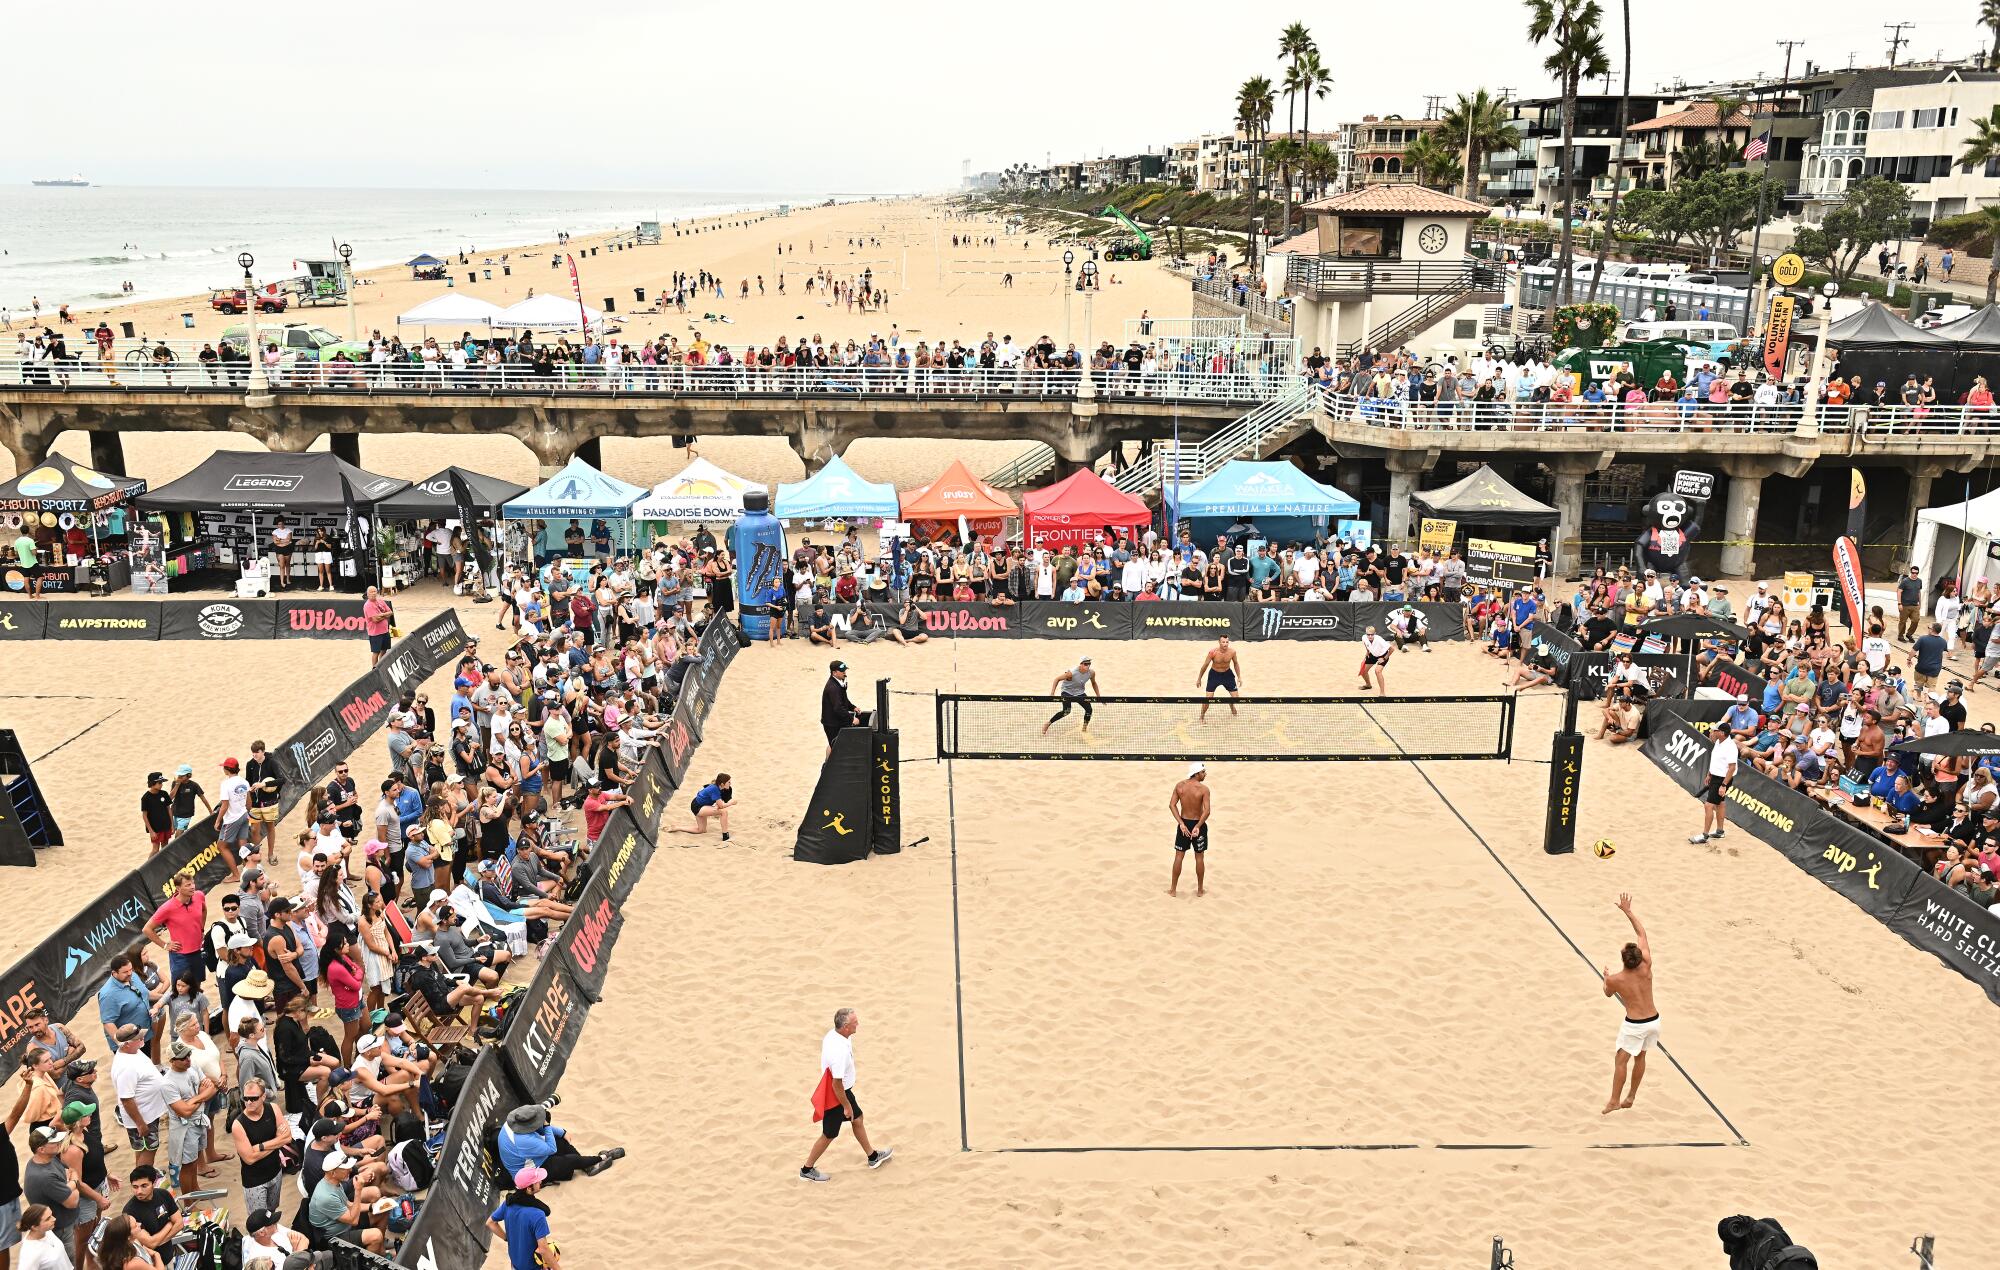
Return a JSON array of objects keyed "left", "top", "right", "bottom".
[{"left": 8, "top": 0, "right": 1989, "bottom": 192}]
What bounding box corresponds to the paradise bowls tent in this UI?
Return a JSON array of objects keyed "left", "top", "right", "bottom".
[{"left": 632, "top": 456, "right": 763, "bottom": 526}]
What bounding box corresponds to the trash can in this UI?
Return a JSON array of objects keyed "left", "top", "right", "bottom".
[
  {"left": 468, "top": 272, "right": 477, "bottom": 285},
  {"left": 446, "top": 277, "right": 455, "bottom": 288},
  {"left": 503, "top": 266, "right": 511, "bottom": 277},
  {"left": 180, "top": 313, "right": 194, "bottom": 329},
  {"left": 634, "top": 287, "right": 646, "bottom": 303},
  {"left": 120, "top": 320, "right": 136, "bottom": 338},
  {"left": 589, "top": 247, "right": 597, "bottom": 257},
  {"left": 602, "top": 296, "right": 616, "bottom": 313},
  {"left": 483, "top": 269, "right": 492, "bottom": 281}
]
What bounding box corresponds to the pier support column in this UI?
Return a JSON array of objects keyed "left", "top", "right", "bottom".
[
  {"left": 88, "top": 430, "right": 126, "bottom": 477},
  {"left": 1902, "top": 460, "right": 1951, "bottom": 569},
  {"left": 1548, "top": 451, "right": 1614, "bottom": 579},
  {"left": 327, "top": 432, "right": 361, "bottom": 466},
  {"left": 574, "top": 437, "right": 603, "bottom": 469},
  {"left": 1383, "top": 449, "right": 1437, "bottom": 548},
  {"left": 790, "top": 408, "right": 840, "bottom": 472},
  {"left": 1718, "top": 457, "right": 1783, "bottom": 579}
]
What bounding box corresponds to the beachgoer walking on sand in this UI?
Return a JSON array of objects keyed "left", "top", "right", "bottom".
[
  {"left": 1040, "top": 657, "right": 1101, "bottom": 736},
  {"left": 801, "top": 1008, "right": 892, "bottom": 1182},
  {"left": 1169, "top": 763, "right": 1211, "bottom": 897},
  {"left": 1600, "top": 893, "right": 1657, "bottom": 1114},
  {"left": 1196, "top": 636, "right": 1242, "bottom": 720}
]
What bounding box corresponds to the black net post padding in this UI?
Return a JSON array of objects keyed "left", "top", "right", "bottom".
[
  {"left": 794, "top": 726, "right": 877, "bottom": 864},
  {"left": 935, "top": 694, "right": 1517, "bottom": 762},
  {"left": 1544, "top": 731, "right": 1583, "bottom": 854}
]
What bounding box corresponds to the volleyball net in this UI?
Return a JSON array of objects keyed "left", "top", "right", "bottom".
[{"left": 935, "top": 694, "right": 1516, "bottom": 762}]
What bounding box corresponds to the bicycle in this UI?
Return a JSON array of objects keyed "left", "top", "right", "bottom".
[{"left": 123, "top": 335, "right": 179, "bottom": 386}]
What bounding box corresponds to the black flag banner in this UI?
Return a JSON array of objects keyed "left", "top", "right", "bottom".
[{"left": 795, "top": 726, "right": 875, "bottom": 865}]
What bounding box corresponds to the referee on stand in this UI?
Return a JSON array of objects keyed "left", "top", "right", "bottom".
[{"left": 822, "top": 659, "right": 861, "bottom": 756}]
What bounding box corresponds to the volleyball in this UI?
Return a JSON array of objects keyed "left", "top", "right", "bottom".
[{"left": 1592, "top": 839, "right": 1617, "bottom": 858}]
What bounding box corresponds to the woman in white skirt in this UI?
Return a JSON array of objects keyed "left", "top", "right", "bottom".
[{"left": 358, "top": 890, "right": 398, "bottom": 1012}]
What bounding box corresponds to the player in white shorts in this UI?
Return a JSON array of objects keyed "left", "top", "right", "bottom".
[{"left": 1599, "top": 892, "right": 1658, "bottom": 1114}]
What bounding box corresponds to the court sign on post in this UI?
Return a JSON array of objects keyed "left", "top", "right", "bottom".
[
  {"left": 1418, "top": 517, "right": 1456, "bottom": 555},
  {"left": 1671, "top": 470, "right": 1715, "bottom": 502},
  {"left": 1465, "top": 538, "right": 1537, "bottom": 589}
]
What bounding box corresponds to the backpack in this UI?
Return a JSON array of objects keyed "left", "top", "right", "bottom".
[{"left": 205, "top": 922, "right": 229, "bottom": 972}]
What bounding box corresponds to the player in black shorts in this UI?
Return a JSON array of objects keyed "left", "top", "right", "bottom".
[
  {"left": 1040, "top": 657, "right": 1101, "bottom": 736},
  {"left": 1168, "top": 762, "right": 1211, "bottom": 897}
]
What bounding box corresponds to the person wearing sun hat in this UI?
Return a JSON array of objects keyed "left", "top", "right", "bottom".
[{"left": 486, "top": 1164, "right": 558, "bottom": 1270}]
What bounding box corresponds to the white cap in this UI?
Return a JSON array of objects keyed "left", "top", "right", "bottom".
[
  {"left": 1756, "top": 581, "right": 1768, "bottom": 590},
  {"left": 1187, "top": 762, "right": 1206, "bottom": 777}
]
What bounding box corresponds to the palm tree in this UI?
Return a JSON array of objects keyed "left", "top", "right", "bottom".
[
  {"left": 1961, "top": 108, "right": 2000, "bottom": 301},
  {"left": 1525, "top": 0, "right": 1610, "bottom": 304},
  {"left": 1277, "top": 24, "right": 1316, "bottom": 235},
  {"left": 1587, "top": 0, "right": 1632, "bottom": 302},
  {"left": 1281, "top": 62, "right": 1308, "bottom": 235},
  {"left": 1985, "top": 0, "right": 2000, "bottom": 68},
  {"left": 1237, "top": 75, "right": 1276, "bottom": 203},
  {"left": 1299, "top": 50, "right": 1334, "bottom": 197},
  {"left": 1437, "top": 89, "right": 1521, "bottom": 204},
  {"left": 1976, "top": 205, "right": 2000, "bottom": 305},
  {"left": 1301, "top": 141, "right": 1340, "bottom": 200},
  {"left": 1403, "top": 133, "right": 1460, "bottom": 190}
]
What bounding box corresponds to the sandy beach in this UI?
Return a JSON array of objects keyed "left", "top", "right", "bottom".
[{"left": 17, "top": 197, "right": 1198, "bottom": 493}]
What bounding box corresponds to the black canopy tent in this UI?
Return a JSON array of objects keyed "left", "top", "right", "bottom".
[
  {"left": 1826, "top": 302, "right": 1955, "bottom": 398},
  {"left": 1410, "top": 463, "right": 1561, "bottom": 531},
  {"left": 135, "top": 453, "right": 409, "bottom": 592},
  {"left": 1931, "top": 304, "right": 2000, "bottom": 401},
  {"left": 375, "top": 466, "right": 529, "bottom": 519}
]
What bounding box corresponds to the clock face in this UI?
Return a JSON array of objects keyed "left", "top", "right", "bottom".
[{"left": 1417, "top": 223, "right": 1449, "bottom": 254}]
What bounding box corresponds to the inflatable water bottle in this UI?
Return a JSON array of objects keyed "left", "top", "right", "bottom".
[{"left": 729, "top": 489, "right": 789, "bottom": 640}]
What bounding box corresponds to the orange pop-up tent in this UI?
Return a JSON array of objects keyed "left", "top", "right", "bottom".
[{"left": 898, "top": 459, "right": 1018, "bottom": 544}]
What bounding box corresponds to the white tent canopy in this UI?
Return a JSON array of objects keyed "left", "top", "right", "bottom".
[
  {"left": 396, "top": 293, "right": 506, "bottom": 327},
  {"left": 631, "top": 456, "right": 763, "bottom": 522},
  {"left": 493, "top": 293, "right": 608, "bottom": 331},
  {"left": 1911, "top": 484, "right": 2000, "bottom": 590}
]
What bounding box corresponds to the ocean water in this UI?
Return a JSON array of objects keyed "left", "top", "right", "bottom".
[{"left": 0, "top": 185, "right": 818, "bottom": 312}]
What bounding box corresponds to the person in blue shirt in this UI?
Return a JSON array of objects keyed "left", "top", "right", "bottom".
[
  {"left": 1759, "top": 678, "right": 1785, "bottom": 717},
  {"left": 97, "top": 954, "right": 153, "bottom": 1047},
  {"left": 1511, "top": 590, "right": 1540, "bottom": 628},
  {"left": 668, "top": 774, "right": 735, "bottom": 842},
  {"left": 1867, "top": 757, "right": 1904, "bottom": 803},
  {"left": 589, "top": 519, "right": 613, "bottom": 556},
  {"left": 488, "top": 1166, "right": 556, "bottom": 1270},
  {"left": 1581, "top": 382, "right": 1607, "bottom": 404},
  {"left": 1722, "top": 698, "right": 1760, "bottom": 735},
  {"left": 497, "top": 1103, "right": 620, "bottom": 1185},
  {"left": 1884, "top": 774, "right": 1923, "bottom": 821},
  {"left": 1247, "top": 545, "right": 1280, "bottom": 598}
]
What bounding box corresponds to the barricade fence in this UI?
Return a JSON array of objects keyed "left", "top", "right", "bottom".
[
  {"left": 0, "top": 595, "right": 368, "bottom": 642},
  {"left": 855, "top": 599, "right": 1467, "bottom": 643},
  {"left": 1640, "top": 708, "right": 2000, "bottom": 1006},
  {"left": 396, "top": 614, "right": 739, "bottom": 1270},
  {"left": 0, "top": 610, "right": 470, "bottom": 1068}
]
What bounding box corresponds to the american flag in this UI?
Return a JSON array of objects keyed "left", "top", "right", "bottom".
[{"left": 1743, "top": 130, "right": 1769, "bottom": 161}]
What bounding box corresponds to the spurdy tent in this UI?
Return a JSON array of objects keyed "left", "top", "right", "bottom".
[{"left": 774, "top": 455, "right": 899, "bottom": 521}]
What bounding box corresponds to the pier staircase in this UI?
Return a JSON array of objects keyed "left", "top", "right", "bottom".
[
  {"left": 1334, "top": 263, "right": 1504, "bottom": 358},
  {"left": 1110, "top": 380, "right": 1317, "bottom": 500}
]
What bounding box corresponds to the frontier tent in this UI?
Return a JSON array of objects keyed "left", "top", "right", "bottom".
[
  {"left": 774, "top": 455, "right": 898, "bottom": 522},
  {"left": 898, "top": 459, "right": 1018, "bottom": 543},
  {"left": 501, "top": 457, "right": 646, "bottom": 565},
  {"left": 1022, "top": 468, "right": 1151, "bottom": 549},
  {"left": 1410, "top": 463, "right": 1559, "bottom": 531},
  {"left": 494, "top": 293, "right": 608, "bottom": 331},
  {"left": 396, "top": 293, "right": 506, "bottom": 328},
  {"left": 632, "top": 456, "right": 763, "bottom": 524}
]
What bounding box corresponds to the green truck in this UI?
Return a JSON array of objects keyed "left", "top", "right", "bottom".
[
  {"left": 1102, "top": 205, "right": 1153, "bottom": 261},
  {"left": 1551, "top": 338, "right": 1721, "bottom": 392}
]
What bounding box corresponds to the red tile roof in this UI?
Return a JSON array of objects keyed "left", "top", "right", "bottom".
[{"left": 1302, "top": 187, "right": 1489, "bottom": 216}]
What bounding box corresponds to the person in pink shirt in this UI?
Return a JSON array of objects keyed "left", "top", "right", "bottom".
[
  {"left": 324, "top": 935, "right": 365, "bottom": 1064},
  {"left": 362, "top": 585, "right": 395, "bottom": 664},
  {"left": 143, "top": 873, "right": 208, "bottom": 993}
]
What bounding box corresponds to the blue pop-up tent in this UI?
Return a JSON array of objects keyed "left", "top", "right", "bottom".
[
  {"left": 501, "top": 457, "right": 647, "bottom": 566},
  {"left": 774, "top": 455, "right": 899, "bottom": 522},
  {"left": 1168, "top": 459, "right": 1358, "bottom": 547}
]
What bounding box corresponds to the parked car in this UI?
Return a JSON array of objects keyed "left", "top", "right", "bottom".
[
  {"left": 1916, "top": 303, "right": 1974, "bottom": 329},
  {"left": 210, "top": 287, "right": 288, "bottom": 315},
  {"left": 219, "top": 321, "right": 366, "bottom": 363}
]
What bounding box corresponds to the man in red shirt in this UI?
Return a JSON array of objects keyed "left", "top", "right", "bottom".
[
  {"left": 142, "top": 872, "right": 208, "bottom": 991},
  {"left": 581, "top": 780, "right": 631, "bottom": 854},
  {"left": 362, "top": 585, "right": 395, "bottom": 665}
]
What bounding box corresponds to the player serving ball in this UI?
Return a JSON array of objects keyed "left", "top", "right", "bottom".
[{"left": 1195, "top": 636, "right": 1243, "bottom": 720}]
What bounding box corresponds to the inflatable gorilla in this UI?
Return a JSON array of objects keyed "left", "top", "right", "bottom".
[{"left": 1635, "top": 490, "right": 1700, "bottom": 580}]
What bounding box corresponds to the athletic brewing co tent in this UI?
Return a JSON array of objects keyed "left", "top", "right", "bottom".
[
  {"left": 376, "top": 467, "right": 530, "bottom": 519},
  {"left": 395, "top": 293, "right": 506, "bottom": 328},
  {"left": 1410, "top": 463, "right": 1558, "bottom": 530},
  {"left": 1909, "top": 483, "right": 2000, "bottom": 593},
  {"left": 0, "top": 452, "right": 146, "bottom": 514},
  {"left": 631, "top": 456, "right": 763, "bottom": 522},
  {"left": 1022, "top": 468, "right": 1151, "bottom": 549},
  {"left": 137, "top": 452, "right": 408, "bottom": 513},
  {"left": 899, "top": 459, "right": 1017, "bottom": 543},
  {"left": 774, "top": 454, "right": 898, "bottom": 521},
  {"left": 494, "top": 293, "right": 608, "bottom": 331},
  {"left": 502, "top": 458, "right": 645, "bottom": 520}
]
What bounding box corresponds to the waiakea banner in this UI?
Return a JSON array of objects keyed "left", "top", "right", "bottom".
[
  {"left": 408, "top": 616, "right": 738, "bottom": 1268},
  {"left": 0, "top": 610, "right": 470, "bottom": 1067},
  {"left": 1642, "top": 713, "right": 2000, "bottom": 1005},
  {"left": 0, "top": 596, "right": 366, "bottom": 641}
]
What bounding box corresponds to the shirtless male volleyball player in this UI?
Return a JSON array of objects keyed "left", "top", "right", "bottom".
[
  {"left": 1040, "top": 657, "right": 1102, "bottom": 736},
  {"left": 1196, "top": 636, "right": 1243, "bottom": 720},
  {"left": 1168, "top": 763, "right": 1211, "bottom": 896},
  {"left": 1600, "top": 892, "right": 1657, "bottom": 1114}
]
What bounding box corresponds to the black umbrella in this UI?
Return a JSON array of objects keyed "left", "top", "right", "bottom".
[
  {"left": 1638, "top": 613, "right": 1750, "bottom": 642},
  {"left": 1890, "top": 730, "right": 2000, "bottom": 759}
]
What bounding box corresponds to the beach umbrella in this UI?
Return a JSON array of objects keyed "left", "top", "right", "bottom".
[
  {"left": 1889, "top": 730, "right": 2000, "bottom": 760},
  {"left": 1638, "top": 614, "right": 1750, "bottom": 642}
]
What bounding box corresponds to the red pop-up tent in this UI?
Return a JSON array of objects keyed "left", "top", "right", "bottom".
[
  {"left": 899, "top": 459, "right": 1018, "bottom": 545},
  {"left": 1022, "top": 468, "right": 1150, "bottom": 549}
]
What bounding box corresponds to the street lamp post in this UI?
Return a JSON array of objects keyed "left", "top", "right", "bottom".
[
  {"left": 1797, "top": 278, "right": 1841, "bottom": 436},
  {"left": 1062, "top": 249, "right": 1075, "bottom": 349},
  {"left": 1753, "top": 252, "right": 1773, "bottom": 341},
  {"left": 337, "top": 242, "right": 357, "bottom": 344},
  {"left": 1079, "top": 259, "right": 1099, "bottom": 401},
  {"left": 238, "top": 252, "right": 268, "bottom": 393}
]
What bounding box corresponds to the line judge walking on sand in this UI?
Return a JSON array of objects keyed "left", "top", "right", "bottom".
[
  {"left": 1169, "top": 763, "right": 1211, "bottom": 896},
  {"left": 1040, "top": 656, "right": 1102, "bottom": 736},
  {"left": 1196, "top": 636, "right": 1242, "bottom": 720},
  {"left": 801, "top": 1008, "right": 892, "bottom": 1183},
  {"left": 1600, "top": 893, "right": 1657, "bottom": 1114}
]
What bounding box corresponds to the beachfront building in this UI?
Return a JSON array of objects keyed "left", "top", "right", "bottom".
[
  {"left": 1480, "top": 92, "right": 1665, "bottom": 211},
  {"left": 1795, "top": 66, "right": 2000, "bottom": 222},
  {"left": 1278, "top": 186, "right": 1501, "bottom": 359},
  {"left": 1618, "top": 100, "right": 1763, "bottom": 194},
  {"left": 1334, "top": 117, "right": 1443, "bottom": 192}
]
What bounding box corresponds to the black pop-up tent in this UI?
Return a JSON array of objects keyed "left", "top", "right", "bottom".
[
  {"left": 135, "top": 453, "right": 409, "bottom": 592},
  {"left": 1930, "top": 304, "right": 2000, "bottom": 400},
  {"left": 1827, "top": 302, "right": 1954, "bottom": 397},
  {"left": 1411, "top": 463, "right": 1560, "bottom": 530},
  {"left": 376, "top": 466, "right": 529, "bottom": 519}
]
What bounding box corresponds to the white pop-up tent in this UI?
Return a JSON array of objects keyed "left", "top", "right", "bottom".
[
  {"left": 631, "top": 456, "right": 763, "bottom": 525},
  {"left": 1910, "top": 484, "right": 2000, "bottom": 591},
  {"left": 396, "top": 293, "right": 506, "bottom": 327},
  {"left": 493, "top": 293, "right": 608, "bottom": 331}
]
